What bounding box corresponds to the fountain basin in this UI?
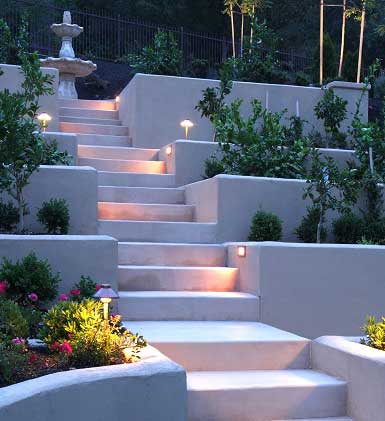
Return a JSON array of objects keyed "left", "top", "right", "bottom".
[
  {"left": 51, "top": 23, "right": 83, "bottom": 38},
  {"left": 41, "top": 57, "right": 96, "bottom": 78}
]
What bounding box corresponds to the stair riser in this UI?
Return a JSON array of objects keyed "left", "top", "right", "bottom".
[
  {"left": 78, "top": 146, "right": 158, "bottom": 161},
  {"left": 61, "top": 116, "right": 122, "bottom": 126},
  {"left": 98, "top": 203, "right": 193, "bottom": 222},
  {"left": 118, "top": 296, "right": 259, "bottom": 321},
  {"left": 77, "top": 134, "right": 131, "bottom": 147},
  {"left": 118, "top": 243, "right": 226, "bottom": 266},
  {"left": 118, "top": 267, "right": 238, "bottom": 292},
  {"left": 99, "top": 187, "right": 185, "bottom": 204},
  {"left": 60, "top": 108, "right": 119, "bottom": 119},
  {"left": 78, "top": 158, "right": 166, "bottom": 174},
  {"left": 98, "top": 172, "right": 175, "bottom": 188},
  {"left": 61, "top": 122, "right": 128, "bottom": 136},
  {"left": 187, "top": 385, "right": 347, "bottom": 421},
  {"left": 59, "top": 99, "right": 116, "bottom": 111},
  {"left": 98, "top": 221, "right": 217, "bottom": 243},
  {"left": 151, "top": 342, "right": 310, "bottom": 371}
]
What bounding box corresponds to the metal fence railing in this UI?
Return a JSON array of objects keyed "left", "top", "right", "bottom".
[{"left": 0, "top": 0, "right": 313, "bottom": 74}]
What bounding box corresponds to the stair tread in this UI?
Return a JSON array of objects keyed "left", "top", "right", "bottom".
[
  {"left": 119, "top": 290, "right": 256, "bottom": 298},
  {"left": 187, "top": 369, "right": 346, "bottom": 391},
  {"left": 122, "top": 321, "right": 309, "bottom": 344},
  {"left": 272, "top": 418, "right": 352, "bottom": 421},
  {"left": 79, "top": 145, "right": 158, "bottom": 153},
  {"left": 119, "top": 265, "right": 235, "bottom": 270},
  {"left": 101, "top": 202, "right": 192, "bottom": 208}
]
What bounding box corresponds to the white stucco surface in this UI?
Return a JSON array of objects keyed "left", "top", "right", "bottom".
[
  {"left": 0, "top": 346, "right": 187, "bottom": 421},
  {"left": 312, "top": 336, "right": 385, "bottom": 421}
]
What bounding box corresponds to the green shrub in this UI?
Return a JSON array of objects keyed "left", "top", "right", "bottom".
[
  {"left": 295, "top": 72, "right": 311, "bottom": 86},
  {"left": 0, "top": 201, "right": 19, "bottom": 233},
  {"left": 332, "top": 212, "right": 364, "bottom": 244},
  {"left": 188, "top": 58, "right": 209, "bottom": 79},
  {"left": 37, "top": 198, "right": 69, "bottom": 234},
  {"left": 0, "top": 252, "right": 60, "bottom": 307},
  {"left": 362, "top": 217, "right": 385, "bottom": 245},
  {"left": 295, "top": 206, "right": 327, "bottom": 243},
  {"left": 41, "top": 140, "right": 71, "bottom": 165},
  {"left": 40, "top": 299, "right": 147, "bottom": 368},
  {"left": 342, "top": 50, "right": 358, "bottom": 83},
  {"left": 0, "top": 342, "right": 29, "bottom": 387},
  {"left": 204, "top": 157, "right": 225, "bottom": 178},
  {"left": 70, "top": 275, "right": 99, "bottom": 302},
  {"left": 248, "top": 210, "right": 282, "bottom": 241},
  {"left": 0, "top": 299, "right": 29, "bottom": 341},
  {"left": 127, "top": 31, "right": 182, "bottom": 76},
  {"left": 361, "top": 316, "right": 385, "bottom": 351},
  {"left": 373, "top": 75, "right": 385, "bottom": 100},
  {"left": 312, "top": 33, "right": 337, "bottom": 82}
]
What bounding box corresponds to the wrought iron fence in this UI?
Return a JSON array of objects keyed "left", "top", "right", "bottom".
[{"left": 0, "top": 0, "right": 313, "bottom": 74}]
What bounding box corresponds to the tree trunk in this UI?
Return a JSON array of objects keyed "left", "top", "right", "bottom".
[
  {"left": 16, "top": 188, "right": 24, "bottom": 233},
  {"left": 320, "top": 0, "right": 324, "bottom": 85},
  {"left": 230, "top": 3, "right": 236, "bottom": 58},
  {"left": 250, "top": 5, "right": 255, "bottom": 44},
  {"left": 240, "top": 12, "right": 244, "bottom": 57},
  {"left": 338, "top": 0, "right": 347, "bottom": 78},
  {"left": 316, "top": 203, "right": 324, "bottom": 244},
  {"left": 357, "top": 2, "right": 366, "bottom": 83}
]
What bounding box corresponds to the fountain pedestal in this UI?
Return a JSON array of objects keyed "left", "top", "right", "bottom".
[{"left": 41, "top": 11, "right": 96, "bottom": 99}]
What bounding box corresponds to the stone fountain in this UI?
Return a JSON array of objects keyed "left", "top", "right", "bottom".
[{"left": 41, "top": 11, "right": 96, "bottom": 99}]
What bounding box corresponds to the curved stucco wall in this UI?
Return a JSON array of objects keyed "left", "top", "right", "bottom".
[{"left": 0, "top": 346, "right": 187, "bottom": 421}]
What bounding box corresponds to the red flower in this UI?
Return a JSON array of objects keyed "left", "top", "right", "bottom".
[
  {"left": 59, "top": 341, "right": 73, "bottom": 355},
  {"left": 50, "top": 341, "right": 60, "bottom": 352},
  {"left": 95, "top": 284, "right": 102, "bottom": 291},
  {"left": 59, "top": 293, "right": 68, "bottom": 301},
  {"left": 70, "top": 289, "right": 81, "bottom": 296},
  {"left": 29, "top": 354, "right": 38, "bottom": 364},
  {"left": 28, "top": 293, "right": 38, "bottom": 302},
  {"left": 0, "top": 281, "right": 7, "bottom": 294}
]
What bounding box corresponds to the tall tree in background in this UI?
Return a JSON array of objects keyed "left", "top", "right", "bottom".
[{"left": 224, "top": 0, "right": 236, "bottom": 57}]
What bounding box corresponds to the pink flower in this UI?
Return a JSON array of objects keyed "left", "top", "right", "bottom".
[
  {"left": 95, "top": 284, "right": 102, "bottom": 291},
  {"left": 50, "top": 341, "right": 60, "bottom": 352},
  {"left": 12, "top": 337, "right": 26, "bottom": 345},
  {"left": 70, "top": 289, "right": 81, "bottom": 296},
  {"left": 59, "top": 341, "right": 72, "bottom": 355},
  {"left": 59, "top": 293, "right": 68, "bottom": 301},
  {"left": 0, "top": 281, "right": 7, "bottom": 294},
  {"left": 28, "top": 293, "right": 38, "bottom": 302},
  {"left": 29, "top": 354, "right": 38, "bottom": 364}
]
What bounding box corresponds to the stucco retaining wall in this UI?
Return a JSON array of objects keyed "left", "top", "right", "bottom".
[
  {"left": 226, "top": 242, "right": 385, "bottom": 338},
  {"left": 1, "top": 165, "right": 97, "bottom": 235},
  {"left": 0, "top": 63, "right": 59, "bottom": 131},
  {"left": 119, "top": 73, "right": 367, "bottom": 148},
  {"left": 0, "top": 235, "right": 118, "bottom": 294},
  {"left": 312, "top": 336, "right": 385, "bottom": 421},
  {"left": 0, "top": 345, "right": 187, "bottom": 421}
]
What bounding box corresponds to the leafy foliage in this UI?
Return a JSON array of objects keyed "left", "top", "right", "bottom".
[
  {"left": 361, "top": 316, "right": 385, "bottom": 351},
  {"left": 0, "top": 201, "right": 19, "bottom": 233},
  {"left": 0, "top": 17, "right": 29, "bottom": 65},
  {"left": 295, "top": 206, "right": 327, "bottom": 243},
  {"left": 70, "top": 275, "right": 99, "bottom": 302},
  {"left": 188, "top": 58, "right": 209, "bottom": 79},
  {"left": 332, "top": 212, "right": 364, "bottom": 244},
  {"left": 126, "top": 31, "right": 182, "bottom": 76},
  {"left": 204, "top": 157, "right": 225, "bottom": 179},
  {"left": 0, "top": 341, "right": 30, "bottom": 387},
  {"left": 0, "top": 299, "right": 29, "bottom": 342},
  {"left": 312, "top": 33, "right": 337, "bottom": 83},
  {"left": 37, "top": 198, "right": 70, "bottom": 235},
  {"left": 248, "top": 210, "right": 282, "bottom": 241},
  {"left": 0, "top": 252, "right": 60, "bottom": 308},
  {"left": 40, "top": 299, "right": 147, "bottom": 368}
]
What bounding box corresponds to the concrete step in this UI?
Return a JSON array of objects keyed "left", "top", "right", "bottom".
[
  {"left": 187, "top": 370, "right": 347, "bottom": 421},
  {"left": 78, "top": 157, "right": 166, "bottom": 174},
  {"left": 59, "top": 98, "right": 116, "bottom": 111},
  {"left": 60, "top": 107, "right": 119, "bottom": 120},
  {"left": 118, "top": 266, "right": 238, "bottom": 292},
  {"left": 98, "top": 202, "right": 194, "bottom": 222},
  {"left": 272, "top": 419, "right": 352, "bottom": 421},
  {"left": 118, "top": 291, "right": 259, "bottom": 321},
  {"left": 78, "top": 145, "right": 158, "bottom": 161},
  {"left": 98, "top": 172, "right": 175, "bottom": 187},
  {"left": 61, "top": 115, "right": 122, "bottom": 126},
  {"left": 60, "top": 122, "right": 128, "bottom": 136},
  {"left": 77, "top": 134, "right": 131, "bottom": 147},
  {"left": 124, "top": 321, "right": 310, "bottom": 371},
  {"left": 118, "top": 243, "right": 226, "bottom": 266},
  {"left": 98, "top": 186, "right": 185, "bottom": 204},
  {"left": 98, "top": 220, "right": 217, "bottom": 243}
]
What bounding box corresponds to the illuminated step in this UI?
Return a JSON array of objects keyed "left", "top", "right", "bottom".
[
  {"left": 60, "top": 107, "right": 119, "bottom": 119},
  {"left": 78, "top": 145, "right": 158, "bottom": 161},
  {"left": 98, "top": 172, "right": 175, "bottom": 187},
  {"left": 78, "top": 157, "right": 166, "bottom": 173},
  {"left": 59, "top": 98, "right": 116, "bottom": 111},
  {"left": 77, "top": 134, "right": 131, "bottom": 147},
  {"left": 98, "top": 186, "right": 184, "bottom": 204},
  {"left": 60, "top": 121, "right": 128, "bottom": 136},
  {"left": 61, "top": 115, "right": 122, "bottom": 126}
]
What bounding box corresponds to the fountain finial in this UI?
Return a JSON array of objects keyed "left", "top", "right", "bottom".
[{"left": 63, "top": 11, "right": 72, "bottom": 24}]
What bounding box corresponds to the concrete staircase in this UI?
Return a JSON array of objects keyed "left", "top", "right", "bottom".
[{"left": 60, "top": 99, "right": 352, "bottom": 421}]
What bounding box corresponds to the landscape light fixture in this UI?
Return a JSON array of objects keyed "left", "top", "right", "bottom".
[
  {"left": 93, "top": 284, "right": 119, "bottom": 328},
  {"left": 180, "top": 119, "right": 194, "bottom": 139},
  {"left": 37, "top": 113, "right": 52, "bottom": 132},
  {"left": 166, "top": 146, "right": 172, "bottom": 156},
  {"left": 115, "top": 95, "right": 120, "bottom": 104},
  {"left": 237, "top": 246, "right": 247, "bottom": 258}
]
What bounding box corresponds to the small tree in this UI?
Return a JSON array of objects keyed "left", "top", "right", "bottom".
[{"left": 0, "top": 49, "right": 54, "bottom": 232}]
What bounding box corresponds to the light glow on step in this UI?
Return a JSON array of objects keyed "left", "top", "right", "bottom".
[
  {"left": 166, "top": 145, "right": 172, "bottom": 156},
  {"left": 237, "top": 246, "right": 247, "bottom": 258}
]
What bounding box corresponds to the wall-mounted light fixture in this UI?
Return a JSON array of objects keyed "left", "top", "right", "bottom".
[
  {"left": 166, "top": 146, "right": 172, "bottom": 156},
  {"left": 180, "top": 119, "right": 194, "bottom": 139},
  {"left": 37, "top": 113, "right": 52, "bottom": 132},
  {"left": 237, "top": 245, "right": 247, "bottom": 258}
]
